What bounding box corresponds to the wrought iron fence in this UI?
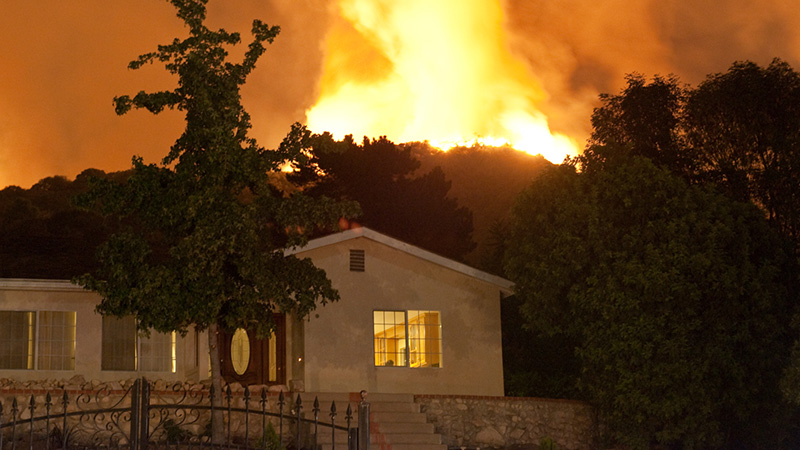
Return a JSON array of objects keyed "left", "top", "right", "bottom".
[{"left": 0, "top": 379, "right": 369, "bottom": 450}]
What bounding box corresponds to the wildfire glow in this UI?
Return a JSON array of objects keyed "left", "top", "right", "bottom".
[{"left": 306, "top": 0, "right": 579, "bottom": 163}]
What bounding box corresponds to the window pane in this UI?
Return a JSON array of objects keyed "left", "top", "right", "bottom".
[
  {"left": 231, "top": 328, "right": 250, "bottom": 375},
  {"left": 38, "top": 311, "right": 76, "bottom": 370},
  {"left": 0, "top": 311, "right": 35, "bottom": 369},
  {"left": 102, "top": 316, "right": 136, "bottom": 371},
  {"left": 268, "top": 331, "right": 277, "bottom": 382},
  {"left": 373, "top": 310, "right": 406, "bottom": 366},
  {"left": 140, "top": 330, "right": 176, "bottom": 372},
  {"left": 408, "top": 311, "right": 442, "bottom": 368}
]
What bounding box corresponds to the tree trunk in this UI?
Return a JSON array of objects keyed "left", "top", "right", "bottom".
[{"left": 208, "top": 322, "right": 225, "bottom": 444}]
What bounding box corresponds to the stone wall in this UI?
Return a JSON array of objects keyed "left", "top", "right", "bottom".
[
  {"left": 1, "top": 378, "right": 594, "bottom": 450},
  {"left": 415, "top": 395, "right": 595, "bottom": 450}
]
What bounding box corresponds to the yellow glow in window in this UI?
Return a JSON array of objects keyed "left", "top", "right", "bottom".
[{"left": 373, "top": 310, "right": 441, "bottom": 368}]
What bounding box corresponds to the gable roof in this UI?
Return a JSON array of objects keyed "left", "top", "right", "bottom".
[{"left": 286, "top": 227, "right": 514, "bottom": 294}]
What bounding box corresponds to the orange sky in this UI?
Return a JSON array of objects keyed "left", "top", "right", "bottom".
[{"left": 2, "top": 0, "right": 800, "bottom": 188}]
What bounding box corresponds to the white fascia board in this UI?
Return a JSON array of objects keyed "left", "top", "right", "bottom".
[
  {"left": 0, "top": 278, "right": 85, "bottom": 292},
  {"left": 286, "top": 227, "right": 515, "bottom": 294}
]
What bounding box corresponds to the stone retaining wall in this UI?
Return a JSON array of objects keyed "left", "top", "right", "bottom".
[
  {"left": 0, "top": 377, "right": 295, "bottom": 446},
  {"left": 1, "top": 378, "right": 595, "bottom": 450},
  {"left": 415, "top": 395, "right": 595, "bottom": 450}
]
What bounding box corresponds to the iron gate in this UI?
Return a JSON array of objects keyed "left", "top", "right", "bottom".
[{"left": 0, "top": 378, "right": 369, "bottom": 450}]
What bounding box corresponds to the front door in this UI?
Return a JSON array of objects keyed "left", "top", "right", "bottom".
[{"left": 218, "top": 315, "right": 286, "bottom": 386}]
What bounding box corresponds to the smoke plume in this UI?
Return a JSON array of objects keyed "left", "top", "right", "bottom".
[{"left": 1, "top": 0, "right": 798, "bottom": 188}]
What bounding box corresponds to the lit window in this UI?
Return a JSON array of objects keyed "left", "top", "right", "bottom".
[
  {"left": 0, "top": 311, "right": 76, "bottom": 370},
  {"left": 231, "top": 328, "right": 250, "bottom": 375},
  {"left": 102, "top": 316, "right": 176, "bottom": 372},
  {"left": 373, "top": 310, "right": 442, "bottom": 368}
]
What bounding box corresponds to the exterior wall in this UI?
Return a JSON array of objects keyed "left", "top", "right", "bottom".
[
  {"left": 415, "top": 395, "right": 596, "bottom": 450},
  {"left": 1, "top": 228, "right": 509, "bottom": 398},
  {"left": 294, "top": 236, "right": 506, "bottom": 396},
  {"left": 0, "top": 279, "right": 200, "bottom": 383}
]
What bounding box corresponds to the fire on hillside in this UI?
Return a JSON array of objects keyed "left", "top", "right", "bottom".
[{"left": 305, "top": 0, "right": 578, "bottom": 164}]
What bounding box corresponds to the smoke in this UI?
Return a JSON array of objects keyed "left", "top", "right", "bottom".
[
  {"left": 1, "top": 0, "right": 799, "bottom": 188},
  {"left": 0, "top": 0, "right": 332, "bottom": 188},
  {"left": 502, "top": 0, "right": 800, "bottom": 141}
]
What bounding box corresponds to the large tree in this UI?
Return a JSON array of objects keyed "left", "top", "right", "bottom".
[
  {"left": 583, "top": 74, "right": 694, "bottom": 178},
  {"left": 585, "top": 59, "right": 800, "bottom": 254},
  {"left": 505, "top": 158, "right": 796, "bottom": 449},
  {"left": 76, "top": 0, "right": 355, "bottom": 425},
  {"left": 685, "top": 59, "right": 800, "bottom": 245}
]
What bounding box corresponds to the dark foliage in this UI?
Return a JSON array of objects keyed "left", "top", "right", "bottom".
[
  {"left": 0, "top": 170, "right": 125, "bottom": 278},
  {"left": 501, "top": 294, "right": 580, "bottom": 399},
  {"left": 290, "top": 133, "right": 476, "bottom": 261},
  {"left": 584, "top": 58, "right": 800, "bottom": 255},
  {"left": 506, "top": 156, "right": 798, "bottom": 449},
  {"left": 411, "top": 144, "right": 553, "bottom": 271}
]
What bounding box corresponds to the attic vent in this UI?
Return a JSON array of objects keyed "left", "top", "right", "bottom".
[{"left": 350, "top": 249, "right": 365, "bottom": 272}]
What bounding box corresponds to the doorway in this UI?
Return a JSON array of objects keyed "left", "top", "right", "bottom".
[{"left": 218, "top": 315, "right": 286, "bottom": 386}]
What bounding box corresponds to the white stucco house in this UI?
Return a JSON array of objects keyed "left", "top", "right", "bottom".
[{"left": 0, "top": 227, "right": 513, "bottom": 396}]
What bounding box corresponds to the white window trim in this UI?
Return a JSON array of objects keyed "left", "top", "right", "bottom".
[
  {"left": 0, "top": 310, "right": 76, "bottom": 371},
  {"left": 101, "top": 315, "right": 177, "bottom": 373},
  {"left": 373, "top": 309, "right": 442, "bottom": 369}
]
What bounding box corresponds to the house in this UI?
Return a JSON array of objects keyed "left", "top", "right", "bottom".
[
  {"left": 0, "top": 278, "right": 203, "bottom": 382},
  {"left": 0, "top": 227, "right": 513, "bottom": 396}
]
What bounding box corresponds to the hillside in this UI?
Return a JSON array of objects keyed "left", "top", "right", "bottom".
[
  {"left": 411, "top": 144, "right": 553, "bottom": 269},
  {"left": 0, "top": 147, "right": 553, "bottom": 278}
]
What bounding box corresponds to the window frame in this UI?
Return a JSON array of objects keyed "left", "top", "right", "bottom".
[
  {"left": 373, "top": 309, "right": 442, "bottom": 369},
  {"left": 0, "top": 310, "right": 76, "bottom": 371},
  {"left": 101, "top": 315, "right": 176, "bottom": 373}
]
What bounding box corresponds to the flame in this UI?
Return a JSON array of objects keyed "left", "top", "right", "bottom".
[{"left": 306, "top": 0, "right": 579, "bottom": 163}]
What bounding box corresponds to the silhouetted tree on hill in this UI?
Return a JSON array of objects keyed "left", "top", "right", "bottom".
[
  {"left": 0, "top": 170, "right": 122, "bottom": 278},
  {"left": 411, "top": 143, "right": 553, "bottom": 271},
  {"left": 292, "top": 133, "right": 476, "bottom": 261},
  {"left": 585, "top": 59, "right": 800, "bottom": 253}
]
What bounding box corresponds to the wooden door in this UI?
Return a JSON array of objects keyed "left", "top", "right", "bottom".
[{"left": 218, "top": 315, "right": 286, "bottom": 386}]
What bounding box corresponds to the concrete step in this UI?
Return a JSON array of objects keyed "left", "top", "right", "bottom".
[
  {"left": 367, "top": 445, "right": 447, "bottom": 450},
  {"left": 310, "top": 391, "right": 445, "bottom": 450},
  {"left": 364, "top": 392, "right": 415, "bottom": 403},
  {"left": 367, "top": 393, "right": 446, "bottom": 450},
  {"left": 371, "top": 432, "right": 442, "bottom": 444},
  {"left": 320, "top": 443, "right": 446, "bottom": 450},
  {"left": 316, "top": 432, "right": 442, "bottom": 448},
  {"left": 370, "top": 411, "right": 428, "bottom": 423},
  {"left": 371, "top": 421, "right": 435, "bottom": 434},
  {"left": 369, "top": 401, "right": 419, "bottom": 413}
]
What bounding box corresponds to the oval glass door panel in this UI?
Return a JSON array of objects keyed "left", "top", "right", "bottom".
[{"left": 231, "top": 328, "right": 250, "bottom": 375}]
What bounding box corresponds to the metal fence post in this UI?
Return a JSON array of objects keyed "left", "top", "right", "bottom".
[
  {"left": 0, "top": 401, "right": 5, "bottom": 450},
  {"left": 130, "top": 379, "right": 140, "bottom": 450},
  {"left": 139, "top": 379, "right": 150, "bottom": 450},
  {"left": 358, "top": 390, "right": 370, "bottom": 450},
  {"left": 294, "top": 394, "right": 303, "bottom": 450},
  {"left": 60, "top": 391, "right": 68, "bottom": 450},
  {"left": 28, "top": 395, "right": 35, "bottom": 450}
]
